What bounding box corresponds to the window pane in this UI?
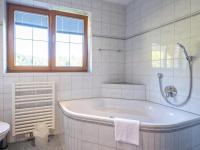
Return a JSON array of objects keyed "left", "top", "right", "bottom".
[
  {"left": 15, "top": 25, "right": 32, "bottom": 39},
  {"left": 15, "top": 11, "right": 48, "bottom": 28},
  {"left": 56, "top": 33, "right": 69, "bottom": 42},
  {"left": 70, "top": 34, "right": 83, "bottom": 44},
  {"left": 33, "top": 41, "right": 48, "bottom": 66},
  {"left": 56, "top": 15, "right": 84, "bottom": 34},
  {"left": 33, "top": 28, "right": 48, "bottom": 41},
  {"left": 56, "top": 42, "right": 70, "bottom": 66},
  {"left": 70, "top": 43, "right": 83, "bottom": 67},
  {"left": 15, "top": 39, "right": 32, "bottom": 66},
  {"left": 14, "top": 11, "right": 48, "bottom": 67}
]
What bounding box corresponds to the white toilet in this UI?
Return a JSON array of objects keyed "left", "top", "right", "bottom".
[{"left": 0, "top": 121, "right": 10, "bottom": 148}]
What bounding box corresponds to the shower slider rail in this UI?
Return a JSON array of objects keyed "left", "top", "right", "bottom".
[{"left": 98, "top": 48, "right": 122, "bottom": 52}]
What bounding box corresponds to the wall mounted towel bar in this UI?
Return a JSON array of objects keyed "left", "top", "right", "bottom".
[{"left": 99, "top": 48, "right": 122, "bottom": 52}]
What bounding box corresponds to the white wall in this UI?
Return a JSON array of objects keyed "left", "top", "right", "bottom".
[
  {"left": 0, "top": 0, "right": 126, "bottom": 142},
  {"left": 125, "top": 0, "right": 200, "bottom": 114},
  {"left": 2, "top": 0, "right": 200, "bottom": 143}
]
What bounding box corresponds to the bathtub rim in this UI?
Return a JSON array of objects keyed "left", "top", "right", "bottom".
[{"left": 58, "top": 98, "right": 200, "bottom": 133}]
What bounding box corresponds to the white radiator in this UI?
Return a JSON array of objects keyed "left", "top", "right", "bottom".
[{"left": 12, "top": 82, "right": 55, "bottom": 136}]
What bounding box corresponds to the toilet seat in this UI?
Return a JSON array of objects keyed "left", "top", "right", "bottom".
[{"left": 0, "top": 122, "right": 10, "bottom": 136}]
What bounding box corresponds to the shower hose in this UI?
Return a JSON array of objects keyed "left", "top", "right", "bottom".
[{"left": 157, "top": 58, "right": 193, "bottom": 107}]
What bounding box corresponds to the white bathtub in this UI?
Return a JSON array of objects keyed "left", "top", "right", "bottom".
[{"left": 59, "top": 98, "right": 200, "bottom": 150}]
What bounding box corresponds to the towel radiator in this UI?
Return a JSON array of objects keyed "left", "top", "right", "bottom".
[{"left": 12, "top": 82, "right": 55, "bottom": 136}]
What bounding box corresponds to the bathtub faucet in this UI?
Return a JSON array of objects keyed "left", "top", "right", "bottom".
[
  {"left": 157, "top": 73, "right": 177, "bottom": 98},
  {"left": 164, "top": 86, "right": 177, "bottom": 98}
]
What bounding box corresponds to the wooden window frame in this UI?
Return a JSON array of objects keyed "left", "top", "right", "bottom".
[{"left": 7, "top": 3, "right": 88, "bottom": 72}]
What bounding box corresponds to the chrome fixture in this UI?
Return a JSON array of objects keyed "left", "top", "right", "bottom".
[
  {"left": 157, "top": 43, "right": 193, "bottom": 107},
  {"left": 177, "top": 43, "right": 192, "bottom": 62},
  {"left": 164, "top": 86, "right": 177, "bottom": 98},
  {"left": 99, "top": 48, "right": 122, "bottom": 52}
]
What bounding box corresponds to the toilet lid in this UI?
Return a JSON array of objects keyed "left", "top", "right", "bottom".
[{"left": 0, "top": 122, "right": 10, "bottom": 135}]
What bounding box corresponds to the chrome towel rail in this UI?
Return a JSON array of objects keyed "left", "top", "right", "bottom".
[{"left": 99, "top": 48, "right": 122, "bottom": 52}]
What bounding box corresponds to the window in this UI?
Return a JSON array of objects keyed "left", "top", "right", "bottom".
[
  {"left": 14, "top": 11, "right": 49, "bottom": 67},
  {"left": 56, "top": 16, "right": 84, "bottom": 67},
  {"left": 7, "top": 4, "right": 88, "bottom": 72}
]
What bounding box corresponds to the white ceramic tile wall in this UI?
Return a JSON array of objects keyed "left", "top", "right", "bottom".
[
  {"left": 0, "top": 0, "right": 126, "bottom": 142},
  {"left": 125, "top": 0, "right": 200, "bottom": 115},
  {"left": 1, "top": 0, "right": 200, "bottom": 144},
  {"left": 62, "top": 114, "right": 200, "bottom": 150},
  {"left": 101, "top": 83, "right": 146, "bottom": 100}
]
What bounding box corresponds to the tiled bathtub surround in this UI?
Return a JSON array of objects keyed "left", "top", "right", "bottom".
[
  {"left": 59, "top": 97, "right": 200, "bottom": 150},
  {"left": 0, "top": 0, "right": 126, "bottom": 142},
  {"left": 125, "top": 0, "right": 200, "bottom": 114},
  {"left": 101, "top": 83, "right": 146, "bottom": 100},
  {"left": 62, "top": 113, "right": 200, "bottom": 150}
]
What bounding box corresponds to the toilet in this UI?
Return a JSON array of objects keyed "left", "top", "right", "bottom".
[{"left": 0, "top": 121, "right": 10, "bottom": 149}]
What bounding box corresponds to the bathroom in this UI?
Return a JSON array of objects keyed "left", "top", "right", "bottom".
[{"left": 0, "top": 0, "right": 200, "bottom": 149}]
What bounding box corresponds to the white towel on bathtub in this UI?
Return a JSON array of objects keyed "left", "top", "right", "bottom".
[{"left": 114, "top": 118, "right": 140, "bottom": 145}]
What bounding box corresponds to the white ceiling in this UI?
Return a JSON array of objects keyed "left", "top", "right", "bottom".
[{"left": 104, "top": 0, "right": 133, "bottom": 5}]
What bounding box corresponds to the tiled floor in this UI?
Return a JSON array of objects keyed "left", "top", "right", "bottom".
[{"left": 6, "top": 135, "right": 64, "bottom": 150}]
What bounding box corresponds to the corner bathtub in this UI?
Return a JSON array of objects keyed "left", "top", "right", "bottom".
[{"left": 59, "top": 98, "right": 200, "bottom": 150}]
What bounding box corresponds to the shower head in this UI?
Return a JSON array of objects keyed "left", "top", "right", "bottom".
[{"left": 177, "top": 43, "right": 192, "bottom": 62}]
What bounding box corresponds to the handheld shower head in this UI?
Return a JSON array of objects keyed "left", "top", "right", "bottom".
[{"left": 177, "top": 43, "right": 192, "bottom": 62}]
